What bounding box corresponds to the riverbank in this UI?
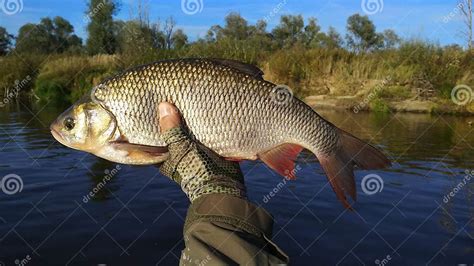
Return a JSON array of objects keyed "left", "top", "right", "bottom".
[{"left": 304, "top": 95, "right": 474, "bottom": 115}]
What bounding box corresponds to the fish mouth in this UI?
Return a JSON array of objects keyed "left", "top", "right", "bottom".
[
  {"left": 50, "top": 124, "right": 67, "bottom": 146},
  {"left": 50, "top": 127, "right": 62, "bottom": 141}
]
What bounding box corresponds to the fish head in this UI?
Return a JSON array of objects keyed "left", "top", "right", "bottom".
[
  {"left": 50, "top": 98, "right": 118, "bottom": 153},
  {"left": 51, "top": 94, "right": 169, "bottom": 165}
]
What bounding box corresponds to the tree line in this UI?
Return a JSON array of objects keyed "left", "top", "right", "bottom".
[
  {"left": 0, "top": 0, "right": 472, "bottom": 112},
  {"left": 0, "top": 0, "right": 417, "bottom": 57},
  {"left": 0, "top": 0, "right": 472, "bottom": 57}
]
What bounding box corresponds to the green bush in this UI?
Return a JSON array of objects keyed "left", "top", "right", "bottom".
[
  {"left": 34, "top": 55, "right": 119, "bottom": 103},
  {"left": 370, "top": 98, "right": 391, "bottom": 113}
]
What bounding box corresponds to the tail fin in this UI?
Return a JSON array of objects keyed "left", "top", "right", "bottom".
[{"left": 317, "top": 129, "right": 391, "bottom": 209}]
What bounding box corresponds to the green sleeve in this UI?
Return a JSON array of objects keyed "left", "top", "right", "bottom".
[{"left": 179, "top": 194, "right": 289, "bottom": 266}]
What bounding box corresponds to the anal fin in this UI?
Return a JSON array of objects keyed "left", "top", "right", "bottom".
[{"left": 258, "top": 143, "right": 304, "bottom": 180}]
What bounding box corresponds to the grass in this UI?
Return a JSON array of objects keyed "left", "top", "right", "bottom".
[
  {"left": 1, "top": 40, "right": 473, "bottom": 113},
  {"left": 33, "top": 55, "right": 119, "bottom": 104}
]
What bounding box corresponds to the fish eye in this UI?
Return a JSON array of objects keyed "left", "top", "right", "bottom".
[{"left": 64, "top": 117, "right": 75, "bottom": 131}]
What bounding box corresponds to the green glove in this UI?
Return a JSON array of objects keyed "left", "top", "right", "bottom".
[{"left": 158, "top": 103, "right": 247, "bottom": 202}]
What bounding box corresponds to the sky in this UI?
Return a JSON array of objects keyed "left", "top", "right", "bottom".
[{"left": 0, "top": 0, "right": 469, "bottom": 47}]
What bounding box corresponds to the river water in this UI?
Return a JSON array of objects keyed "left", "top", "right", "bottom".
[{"left": 0, "top": 101, "right": 473, "bottom": 265}]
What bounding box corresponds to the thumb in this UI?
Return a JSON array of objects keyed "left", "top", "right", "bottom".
[{"left": 159, "top": 102, "right": 181, "bottom": 132}]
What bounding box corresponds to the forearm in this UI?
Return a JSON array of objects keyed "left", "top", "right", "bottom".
[
  {"left": 160, "top": 127, "right": 246, "bottom": 202},
  {"left": 180, "top": 194, "right": 289, "bottom": 266}
]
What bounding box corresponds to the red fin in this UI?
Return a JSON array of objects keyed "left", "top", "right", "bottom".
[
  {"left": 318, "top": 153, "right": 356, "bottom": 210},
  {"left": 258, "top": 143, "right": 304, "bottom": 180},
  {"left": 316, "top": 129, "right": 391, "bottom": 209}
]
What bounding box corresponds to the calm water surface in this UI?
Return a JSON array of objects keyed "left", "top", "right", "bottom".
[{"left": 0, "top": 102, "right": 473, "bottom": 265}]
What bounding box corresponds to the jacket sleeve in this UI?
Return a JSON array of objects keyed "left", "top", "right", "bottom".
[{"left": 179, "top": 194, "right": 289, "bottom": 266}]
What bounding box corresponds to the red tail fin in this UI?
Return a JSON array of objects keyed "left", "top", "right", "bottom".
[{"left": 317, "top": 129, "right": 391, "bottom": 209}]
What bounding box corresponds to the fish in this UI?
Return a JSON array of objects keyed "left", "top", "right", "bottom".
[{"left": 50, "top": 58, "right": 391, "bottom": 208}]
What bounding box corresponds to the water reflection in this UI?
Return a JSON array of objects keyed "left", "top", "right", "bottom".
[
  {"left": 84, "top": 159, "right": 121, "bottom": 202},
  {"left": 0, "top": 100, "right": 473, "bottom": 264}
]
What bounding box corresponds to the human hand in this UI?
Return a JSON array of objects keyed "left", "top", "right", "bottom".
[{"left": 158, "top": 102, "right": 247, "bottom": 202}]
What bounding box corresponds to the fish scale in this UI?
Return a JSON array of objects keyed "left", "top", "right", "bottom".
[{"left": 93, "top": 58, "right": 330, "bottom": 157}]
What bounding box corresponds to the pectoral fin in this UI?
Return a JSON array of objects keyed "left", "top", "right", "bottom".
[{"left": 95, "top": 141, "right": 169, "bottom": 165}]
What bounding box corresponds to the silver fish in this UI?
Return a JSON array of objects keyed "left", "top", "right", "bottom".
[{"left": 51, "top": 58, "right": 390, "bottom": 208}]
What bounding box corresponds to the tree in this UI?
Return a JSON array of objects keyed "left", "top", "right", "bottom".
[
  {"left": 50, "top": 17, "right": 82, "bottom": 52},
  {"left": 381, "top": 29, "right": 401, "bottom": 49},
  {"left": 86, "top": 0, "right": 118, "bottom": 55},
  {"left": 459, "top": 0, "right": 473, "bottom": 50},
  {"left": 163, "top": 16, "right": 176, "bottom": 50},
  {"left": 321, "top": 26, "right": 343, "bottom": 49},
  {"left": 206, "top": 13, "right": 252, "bottom": 42},
  {"left": 345, "top": 14, "right": 383, "bottom": 52},
  {"left": 0, "top": 27, "right": 14, "bottom": 55},
  {"left": 255, "top": 20, "right": 267, "bottom": 35},
  {"left": 272, "top": 15, "right": 305, "bottom": 47},
  {"left": 222, "top": 12, "right": 250, "bottom": 40},
  {"left": 205, "top": 25, "right": 223, "bottom": 42},
  {"left": 303, "top": 17, "right": 324, "bottom": 47},
  {"left": 171, "top": 29, "right": 188, "bottom": 49},
  {"left": 15, "top": 17, "right": 82, "bottom": 54}
]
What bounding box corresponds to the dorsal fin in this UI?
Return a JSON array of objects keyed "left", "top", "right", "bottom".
[{"left": 209, "top": 58, "right": 264, "bottom": 80}]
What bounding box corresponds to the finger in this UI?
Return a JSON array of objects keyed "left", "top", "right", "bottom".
[{"left": 159, "top": 102, "right": 181, "bottom": 132}]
